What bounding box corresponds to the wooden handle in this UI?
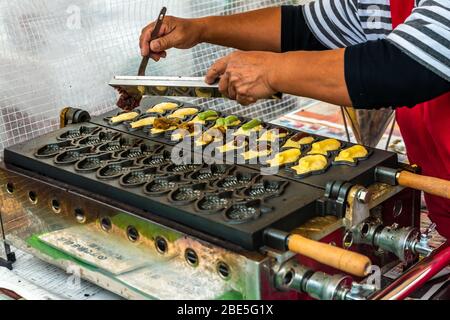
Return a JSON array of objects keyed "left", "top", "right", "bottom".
[
  {"left": 288, "top": 234, "right": 371, "bottom": 277},
  {"left": 398, "top": 171, "right": 450, "bottom": 200}
]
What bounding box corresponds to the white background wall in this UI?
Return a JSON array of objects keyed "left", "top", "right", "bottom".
[{"left": 0, "top": 0, "right": 311, "bottom": 152}]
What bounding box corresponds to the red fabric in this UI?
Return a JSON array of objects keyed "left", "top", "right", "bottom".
[
  {"left": 391, "top": 0, "right": 450, "bottom": 238},
  {"left": 390, "top": 0, "right": 415, "bottom": 28}
]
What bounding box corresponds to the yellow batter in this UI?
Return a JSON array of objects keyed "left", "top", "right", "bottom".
[
  {"left": 151, "top": 126, "right": 178, "bottom": 135},
  {"left": 233, "top": 119, "right": 264, "bottom": 136},
  {"left": 190, "top": 110, "right": 219, "bottom": 124},
  {"left": 308, "top": 139, "right": 341, "bottom": 155},
  {"left": 217, "top": 138, "right": 248, "bottom": 153},
  {"left": 171, "top": 123, "right": 201, "bottom": 141},
  {"left": 196, "top": 127, "right": 225, "bottom": 146},
  {"left": 150, "top": 118, "right": 181, "bottom": 135},
  {"left": 292, "top": 155, "right": 329, "bottom": 176},
  {"left": 266, "top": 149, "right": 302, "bottom": 167},
  {"left": 241, "top": 146, "right": 272, "bottom": 161},
  {"left": 130, "top": 117, "right": 156, "bottom": 129},
  {"left": 334, "top": 145, "right": 369, "bottom": 163},
  {"left": 110, "top": 112, "right": 140, "bottom": 124},
  {"left": 146, "top": 102, "right": 179, "bottom": 114},
  {"left": 214, "top": 116, "right": 242, "bottom": 129},
  {"left": 168, "top": 108, "right": 199, "bottom": 119},
  {"left": 283, "top": 134, "right": 315, "bottom": 149},
  {"left": 258, "top": 129, "right": 289, "bottom": 142}
]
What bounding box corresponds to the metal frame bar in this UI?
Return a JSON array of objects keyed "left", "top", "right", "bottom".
[
  {"left": 372, "top": 243, "right": 450, "bottom": 300},
  {"left": 0, "top": 207, "right": 15, "bottom": 270}
]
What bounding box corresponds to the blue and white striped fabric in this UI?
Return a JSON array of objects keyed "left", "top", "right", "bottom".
[{"left": 302, "top": 0, "right": 450, "bottom": 81}]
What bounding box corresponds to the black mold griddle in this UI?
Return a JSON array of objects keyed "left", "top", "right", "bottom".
[
  {"left": 92, "top": 97, "right": 398, "bottom": 190},
  {"left": 3, "top": 97, "right": 398, "bottom": 250}
]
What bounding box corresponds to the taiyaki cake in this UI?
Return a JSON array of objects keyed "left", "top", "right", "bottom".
[
  {"left": 129, "top": 117, "right": 156, "bottom": 129},
  {"left": 291, "top": 155, "right": 329, "bottom": 176},
  {"left": 167, "top": 108, "right": 199, "bottom": 120},
  {"left": 308, "top": 139, "right": 341, "bottom": 156},
  {"left": 195, "top": 127, "right": 226, "bottom": 147},
  {"left": 150, "top": 118, "right": 181, "bottom": 135},
  {"left": 258, "top": 128, "right": 289, "bottom": 142},
  {"left": 334, "top": 145, "right": 369, "bottom": 164},
  {"left": 241, "top": 144, "right": 272, "bottom": 161},
  {"left": 233, "top": 119, "right": 263, "bottom": 136},
  {"left": 217, "top": 137, "right": 248, "bottom": 153},
  {"left": 109, "top": 111, "right": 140, "bottom": 125},
  {"left": 266, "top": 148, "right": 302, "bottom": 167},
  {"left": 283, "top": 133, "right": 315, "bottom": 149},
  {"left": 146, "top": 102, "right": 179, "bottom": 114},
  {"left": 190, "top": 110, "right": 219, "bottom": 124}
]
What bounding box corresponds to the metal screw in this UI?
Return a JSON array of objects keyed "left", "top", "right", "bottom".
[{"left": 356, "top": 188, "right": 371, "bottom": 204}]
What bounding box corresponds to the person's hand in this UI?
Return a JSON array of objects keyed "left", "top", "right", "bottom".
[
  {"left": 205, "top": 51, "right": 278, "bottom": 106},
  {"left": 140, "top": 16, "right": 204, "bottom": 61}
]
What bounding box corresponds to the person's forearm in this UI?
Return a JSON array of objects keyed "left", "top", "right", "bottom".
[
  {"left": 197, "top": 7, "right": 281, "bottom": 52},
  {"left": 345, "top": 40, "right": 450, "bottom": 109},
  {"left": 270, "top": 49, "right": 352, "bottom": 106}
]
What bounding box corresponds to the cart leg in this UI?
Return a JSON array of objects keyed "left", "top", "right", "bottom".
[{"left": 0, "top": 211, "right": 15, "bottom": 270}]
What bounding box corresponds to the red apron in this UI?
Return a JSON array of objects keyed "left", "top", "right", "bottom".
[{"left": 391, "top": 0, "right": 450, "bottom": 238}]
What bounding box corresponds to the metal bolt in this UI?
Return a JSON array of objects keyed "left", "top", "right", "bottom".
[
  {"left": 356, "top": 188, "right": 371, "bottom": 204},
  {"left": 350, "top": 283, "right": 363, "bottom": 294}
]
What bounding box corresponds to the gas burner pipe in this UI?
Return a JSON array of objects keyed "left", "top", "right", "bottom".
[{"left": 372, "top": 243, "right": 450, "bottom": 300}]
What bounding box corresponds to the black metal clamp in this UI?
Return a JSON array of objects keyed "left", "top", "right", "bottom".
[
  {"left": 264, "top": 181, "right": 356, "bottom": 251},
  {"left": 374, "top": 166, "right": 401, "bottom": 186},
  {"left": 60, "top": 107, "right": 91, "bottom": 128},
  {"left": 0, "top": 250, "right": 16, "bottom": 270},
  {"left": 0, "top": 213, "right": 16, "bottom": 270},
  {"left": 375, "top": 165, "right": 421, "bottom": 186},
  {"left": 316, "top": 181, "right": 355, "bottom": 219},
  {"left": 263, "top": 228, "right": 290, "bottom": 251}
]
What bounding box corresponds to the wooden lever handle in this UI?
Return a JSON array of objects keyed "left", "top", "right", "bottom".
[
  {"left": 287, "top": 234, "right": 371, "bottom": 277},
  {"left": 397, "top": 171, "right": 450, "bottom": 200}
]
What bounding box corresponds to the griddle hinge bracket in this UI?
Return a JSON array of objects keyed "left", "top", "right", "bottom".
[
  {"left": 316, "top": 181, "right": 354, "bottom": 219},
  {"left": 60, "top": 107, "right": 91, "bottom": 128}
]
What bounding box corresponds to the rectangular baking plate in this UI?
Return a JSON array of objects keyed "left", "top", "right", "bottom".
[{"left": 109, "top": 76, "right": 282, "bottom": 99}]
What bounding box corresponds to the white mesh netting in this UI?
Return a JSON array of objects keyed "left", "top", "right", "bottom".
[{"left": 0, "top": 0, "right": 309, "bottom": 153}]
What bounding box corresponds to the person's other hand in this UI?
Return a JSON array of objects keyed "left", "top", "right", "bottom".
[
  {"left": 140, "top": 16, "right": 204, "bottom": 61},
  {"left": 205, "top": 51, "right": 278, "bottom": 106}
]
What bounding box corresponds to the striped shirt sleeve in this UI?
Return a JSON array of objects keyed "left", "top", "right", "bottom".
[
  {"left": 387, "top": 0, "right": 450, "bottom": 82},
  {"left": 302, "top": 0, "right": 394, "bottom": 48},
  {"left": 302, "top": 0, "right": 366, "bottom": 49}
]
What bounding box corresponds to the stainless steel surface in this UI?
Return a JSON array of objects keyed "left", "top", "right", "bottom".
[
  {"left": 112, "top": 76, "right": 221, "bottom": 89},
  {"left": 344, "top": 186, "right": 371, "bottom": 229},
  {"left": 0, "top": 165, "right": 267, "bottom": 300},
  {"left": 304, "top": 272, "right": 350, "bottom": 300},
  {"left": 1, "top": 159, "right": 428, "bottom": 299},
  {"left": 344, "top": 183, "right": 407, "bottom": 230},
  {"left": 274, "top": 258, "right": 376, "bottom": 300},
  {"left": 111, "top": 76, "right": 222, "bottom": 101},
  {"left": 346, "top": 283, "right": 377, "bottom": 300},
  {"left": 274, "top": 260, "right": 311, "bottom": 292},
  {"left": 110, "top": 76, "right": 281, "bottom": 99},
  {"left": 413, "top": 223, "right": 435, "bottom": 257},
  {"left": 274, "top": 259, "right": 352, "bottom": 300},
  {"left": 351, "top": 221, "right": 434, "bottom": 263}
]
